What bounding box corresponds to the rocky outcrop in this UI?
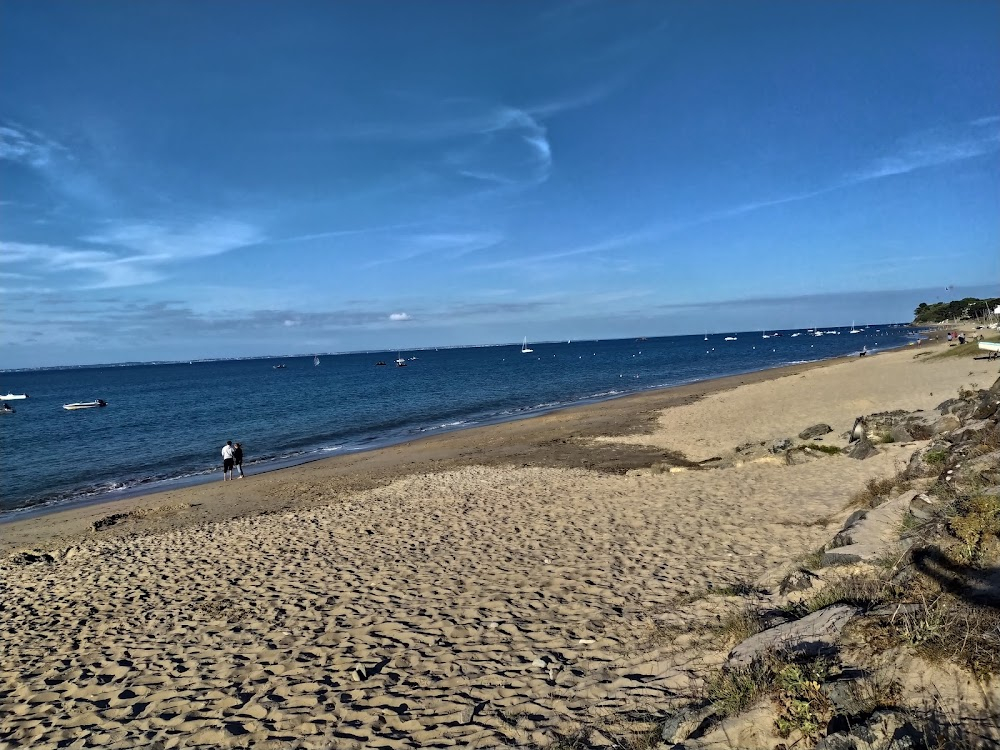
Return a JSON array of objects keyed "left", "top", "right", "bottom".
[
  {"left": 727, "top": 605, "right": 858, "bottom": 668},
  {"left": 799, "top": 423, "right": 833, "bottom": 440}
]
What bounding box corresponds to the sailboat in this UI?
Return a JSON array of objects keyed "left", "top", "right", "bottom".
[
  {"left": 395, "top": 352, "right": 407, "bottom": 367},
  {"left": 521, "top": 337, "right": 533, "bottom": 354},
  {"left": 849, "top": 321, "right": 862, "bottom": 334},
  {"left": 313, "top": 355, "right": 320, "bottom": 366}
]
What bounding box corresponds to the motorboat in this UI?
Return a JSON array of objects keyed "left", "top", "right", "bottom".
[
  {"left": 1, "top": 404, "right": 14, "bottom": 414},
  {"left": 273, "top": 364, "right": 286, "bottom": 369},
  {"left": 724, "top": 336, "right": 737, "bottom": 341},
  {"left": 64, "top": 400, "right": 107, "bottom": 410},
  {"left": 375, "top": 361, "right": 387, "bottom": 366},
  {"left": 0, "top": 393, "right": 28, "bottom": 400}
]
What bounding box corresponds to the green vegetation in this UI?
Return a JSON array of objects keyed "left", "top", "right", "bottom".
[
  {"left": 706, "top": 656, "right": 834, "bottom": 741},
  {"left": 913, "top": 297, "right": 999, "bottom": 324}
]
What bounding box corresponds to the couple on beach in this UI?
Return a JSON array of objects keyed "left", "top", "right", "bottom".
[{"left": 221, "top": 440, "right": 244, "bottom": 480}]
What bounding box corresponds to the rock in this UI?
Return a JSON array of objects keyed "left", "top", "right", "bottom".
[
  {"left": 931, "top": 414, "right": 961, "bottom": 435},
  {"left": 983, "top": 485, "right": 1000, "bottom": 497},
  {"left": 901, "top": 441, "right": 950, "bottom": 479},
  {"left": 530, "top": 657, "right": 548, "bottom": 668},
  {"left": 770, "top": 437, "right": 794, "bottom": 453},
  {"left": 989, "top": 374, "right": 1000, "bottom": 394},
  {"left": 660, "top": 703, "right": 716, "bottom": 744},
  {"left": 823, "top": 492, "right": 916, "bottom": 565},
  {"left": 351, "top": 664, "right": 368, "bottom": 681},
  {"left": 799, "top": 423, "right": 833, "bottom": 440},
  {"left": 814, "top": 710, "right": 916, "bottom": 750},
  {"left": 945, "top": 419, "right": 993, "bottom": 444},
  {"left": 888, "top": 424, "right": 913, "bottom": 443},
  {"left": 778, "top": 568, "right": 819, "bottom": 595},
  {"left": 936, "top": 397, "right": 962, "bottom": 415},
  {"left": 727, "top": 604, "right": 858, "bottom": 668},
  {"left": 908, "top": 493, "right": 937, "bottom": 520},
  {"left": 971, "top": 394, "right": 1000, "bottom": 420},
  {"left": 846, "top": 434, "right": 878, "bottom": 460}
]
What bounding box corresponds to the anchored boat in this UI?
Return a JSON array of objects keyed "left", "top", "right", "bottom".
[{"left": 63, "top": 400, "right": 107, "bottom": 410}]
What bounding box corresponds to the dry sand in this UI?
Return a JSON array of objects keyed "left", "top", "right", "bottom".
[{"left": 2, "top": 340, "right": 997, "bottom": 749}]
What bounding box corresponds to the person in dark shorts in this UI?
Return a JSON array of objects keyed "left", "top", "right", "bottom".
[
  {"left": 233, "top": 442, "right": 245, "bottom": 478},
  {"left": 221, "top": 440, "right": 235, "bottom": 480}
]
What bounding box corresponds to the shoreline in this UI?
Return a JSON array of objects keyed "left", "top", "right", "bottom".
[
  {"left": 3, "top": 345, "right": 905, "bottom": 521},
  {"left": 0, "top": 347, "right": 885, "bottom": 553}
]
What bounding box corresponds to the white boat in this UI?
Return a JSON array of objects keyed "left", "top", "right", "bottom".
[
  {"left": 0, "top": 393, "right": 28, "bottom": 400},
  {"left": 724, "top": 336, "right": 737, "bottom": 341},
  {"left": 64, "top": 400, "right": 107, "bottom": 410},
  {"left": 849, "top": 321, "right": 862, "bottom": 334},
  {"left": 314, "top": 355, "right": 320, "bottom": 366},
  {"left": 791, "top": 332, "right": 802, "bottom": 337},
  {"left": 395, "top": 352, "right": 407, "bottom": 367},
  {"left": 762, "top": 331, "right": 771, "bottom": 339},
  {"left": 521, "top": 337, "right": 533, "bottom": 353}
]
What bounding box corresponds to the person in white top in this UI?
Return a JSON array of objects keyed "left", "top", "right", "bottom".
[{"left": 221, "top": 440, "right": 235, "bottom": 481}]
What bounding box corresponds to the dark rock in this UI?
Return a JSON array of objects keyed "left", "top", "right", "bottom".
[
  {"left": 971, "top": 394, "right": 1000, "bottom": 420},
  {"left": 814, "top": 711, "right": 918, "bottom": 750},
  {"left": 846, "top": 434, "right": 877, "bottom": 460},
  {"left": 945, "top": 419, "right": 993, "bottom": 444},
  {"left": 989, "top": 374, "right": 1000, "bottom": 394},
  {"left": 822, "top": 547, "right": 866, "bottom": 566},
  {"left": 778, "top": 568, "right": 819, "bottom": 595},
  {"left": 902, "top": 441, "right": 951, "bottom": 479},
  {"left": 888, "top": 425, "right": 913, "bottom": 443},
  {"left": 908, "top": 493, "right": 937, "bottom": 520},
  {"left": 931, "top": 414, "right": 961, "bottom": 435},
  {"left": 936, "top": 397, "right": 962, "bottom": 415},
  {"left": 727, "top": 605, "right": 858, "bottom": 668},
  {"left": 770, "top": 437, "right": 794, "bottom": 453},
  {"left": 660, "top": 703, "right": 716, "bottom": 743},
  {"left": 799, "top": 423, "right": 833, "bottom": 440}
]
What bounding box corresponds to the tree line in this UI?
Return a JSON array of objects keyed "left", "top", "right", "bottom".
[{"left": 913, "top": 296, "right": 1000, "bottom": 324}]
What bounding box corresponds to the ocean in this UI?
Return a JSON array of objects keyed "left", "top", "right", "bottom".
[{"left": 0, "top": 326, "right": 922, "bottom": 516}]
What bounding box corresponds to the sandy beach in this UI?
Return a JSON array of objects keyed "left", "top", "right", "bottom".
[{"left": 2, "top": 339, "right": 997, "bottom": 749}]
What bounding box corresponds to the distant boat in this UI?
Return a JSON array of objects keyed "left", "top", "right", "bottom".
[
  {"left": 64, "top": 400, "right": 107, "bottom": 410},
  {"left": 375, "top": 361, "right": 387, "bottom": 366},
  {"left": 849, "top": 321, "right": 862, "bottom": 334},
  {"left": 521, "top": 337, "right": 533, "bottom": 353},
  {"left": 395, "top": 352, "right": 407, "bottom": 367},
  {"left": 762, "top": 331, "right": 771, "bottom": 339},
  {"left": 724, "top": 335, "right": 737, "bottom": 341},
  {"left": 314, "top": 355, "right": 320, "bottom": 366},
  {"left": 273, "top": 364, "right": 286, "bottom": 369},
  {"left": 0, "top": 393, "right": 28, "bottom": 400},
  {"left": 1, "top": 404, "right": 14, "bottom": 414},
  {"left": 791, "top": 332, "right": 802, "bottom": 337}
]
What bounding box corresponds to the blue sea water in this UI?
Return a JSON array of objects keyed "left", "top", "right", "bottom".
[{"left": 0, "top": 327, "right": 922, "bottom": 515}]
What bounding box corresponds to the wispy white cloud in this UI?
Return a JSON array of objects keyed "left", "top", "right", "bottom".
[
  {"left": 362, "top": 230, "right": 503, "bottom": 268},
  {"left": 470, "top": 231, "right": 650, "bottom": 272},
  {"left": 0, "top": 218, "right": 262, "bottom": 288},
  {"left": 0, "top": 124, "right": 64, "bottom": 168},
  {"left": 84, "top": 219, "right": 262, "bottom": 260},
  {"left": 388, "top": 312, "right": 411, "bottom": 321},
  {"left": 684, "top": 117, "right": 1000, "bottom": 229}
]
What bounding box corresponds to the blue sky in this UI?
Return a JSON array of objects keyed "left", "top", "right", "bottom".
[{"left": 1, "top": 1, "right": 998, "bottom": 368}]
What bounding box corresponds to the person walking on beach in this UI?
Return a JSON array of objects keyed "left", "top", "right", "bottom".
[
  {"left": 222, "top": 440, "right": 235, "bottom": 481},
  {"left": 233, "top": 442, "right": 245, "bottom": 479}
]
